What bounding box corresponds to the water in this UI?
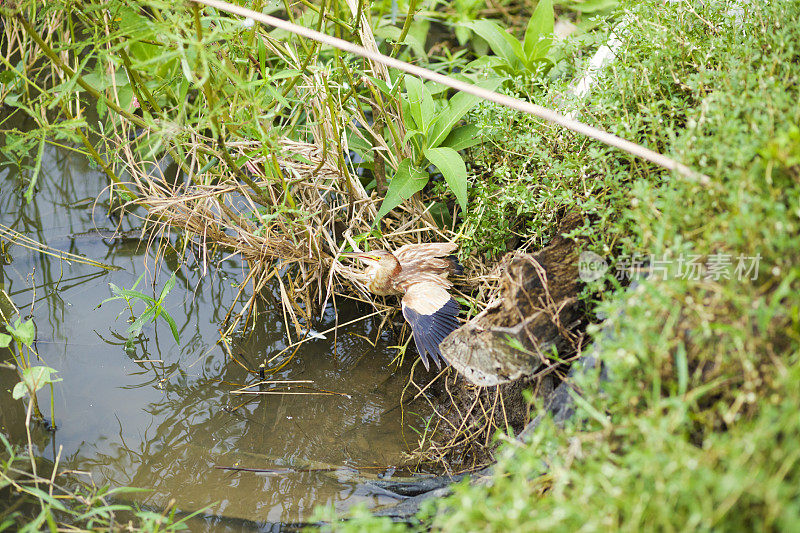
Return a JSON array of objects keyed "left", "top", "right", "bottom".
[{"left": 0, "top": 139, "right": 428, "bottom": 529}]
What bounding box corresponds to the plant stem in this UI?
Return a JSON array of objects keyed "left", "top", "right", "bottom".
[
  {"left": 191, "top": 0, "right": 707, "bottom": 182},
  {"left": 391, "top": 0, "right": 420, "bottom": 58},
  {"left": 191, "top": 4, "right": 273, "bottom": 205}
]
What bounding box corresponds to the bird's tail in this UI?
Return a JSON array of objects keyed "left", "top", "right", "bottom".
[{"left": 447, "top": 255, "right": 464, "bottom": 276}]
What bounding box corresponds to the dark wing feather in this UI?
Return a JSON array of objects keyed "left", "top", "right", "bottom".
[{"left": 401, "top": 282, "right": 461, "bottom": 370}]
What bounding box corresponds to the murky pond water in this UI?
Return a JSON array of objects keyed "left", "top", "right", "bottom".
[{"left": 0, "top": 140, "right": 428, "bottom": 529}]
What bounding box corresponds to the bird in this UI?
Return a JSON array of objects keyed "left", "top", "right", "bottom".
[{"left": 342, "top": 243, "right": 463, "bottom": 371}]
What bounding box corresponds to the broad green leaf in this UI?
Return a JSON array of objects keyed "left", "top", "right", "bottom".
[
  {"left": 469, "top": 20, "right": 525, "bottom": 70},
  {"left": 267, "top": 69, "right": 302, "bottom": 81},
  {"left": 376, "top": 158, "right": 429, "bottom": 221},
  {"left": 428, "top": 78, "right": 502, "bottom": 148},
  {"left": 455, "top": 23, "right": 471, "bottom": 45},
  {"left": 404, "top": 76, "right": 425, "bottom": 131},
  {"left": 116, "top": 6, "right": 151, "bottom": 35},
  {"left": 8, "top": 318, "right": 34, "bottom": 347},
  {"left": 407, "top": 18, "right": 432, "bottom": 61},
  {"left": 524, "top": 0, "right": 554, "bottom": 59},
  {"left": 13, "top": 366, "right": 62, "bottom": 399},
  {"left": 421, "top": 86, "right": 435, "bottom": 131},
  {"left": 429, "top": 201, "right": 454, "bottom": 229},
  {"left": 12, "top": 381, "right": 27, "bottom": 400},
  {"left": 365, "top": 75, "right": 396, "bottom": 98},
  {"left": 465, "top": 55, "right": 513, "bottom": 74},
  {"left": 0, "top": 333, "right": 11, "bottom": 348},
  {"left": 80, "top": 70, "right": 128, "bottom": 93},
  {"left": 442, "top": 124, "right": 484, "bottom": 151},
  {"left": 424, "top": 147, "right": 468, "bottom": 212},
  {"left": 402, "top": 129, "right": 425, "bottom": 145}
]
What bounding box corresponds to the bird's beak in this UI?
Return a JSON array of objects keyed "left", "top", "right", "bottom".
[
  {"left": 339, "top": 251, "right": 367, "bottom": 260},
  {"left": 339, "top": 251, "right": 376, "bottom": 261}
]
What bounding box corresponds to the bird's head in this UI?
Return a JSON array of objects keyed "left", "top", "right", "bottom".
[{"left": 341, "top": 250, "right": 398, "bottom": 269}]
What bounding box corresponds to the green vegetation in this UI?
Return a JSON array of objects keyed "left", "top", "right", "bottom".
[
  {"left": 466, "top": 0, "right": 554, "bottom": 77},
  {"left": 2, "top": 0, "right": 798, "bottom": 529},
  {"left": 1, "top": 306, "right": 59, "bottom": 424},
  {"left": 327, "top": 0, "right": 800, "bottom": 529},
  {"left": 100, "top": 272, "right": 181, "bottom": 350},
  {"left": 0, "top": 295, "right": 196, "bottom": 530},
  {"left": 1, "top": 434, "right": 200, "bottom": 531}
]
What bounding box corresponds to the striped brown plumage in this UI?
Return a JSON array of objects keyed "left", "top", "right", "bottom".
[{"left": 342, "top": 243, "right": 462, "bottom": 370}]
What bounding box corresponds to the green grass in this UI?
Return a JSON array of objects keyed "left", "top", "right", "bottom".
[
  {"left": 3, "top": 0, "right": 799, "bottom": 529},
  {"left": 327, "top": 0, "right": 800, "bottom": 529}
]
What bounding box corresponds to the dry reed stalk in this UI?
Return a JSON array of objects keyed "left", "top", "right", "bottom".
[{"left": 77, "top": 0, "right": 556, "bottom": 468}]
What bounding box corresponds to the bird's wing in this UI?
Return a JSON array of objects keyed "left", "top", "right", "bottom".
[
  {"left": 401, "top": 282, "right": 461, "bottom": 371},
  {"left": 394, "top": 243, "right": 457, "bottom": 265}
]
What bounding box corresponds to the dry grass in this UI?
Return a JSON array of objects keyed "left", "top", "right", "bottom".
[{"left": 2, "top": 0, "right": 577, "bottom": 468}]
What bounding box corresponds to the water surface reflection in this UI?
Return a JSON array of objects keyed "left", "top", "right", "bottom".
[{"left": 0, "top": 140, "right": 426, "bottom": 530}]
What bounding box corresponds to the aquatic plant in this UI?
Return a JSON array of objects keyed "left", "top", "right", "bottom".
[
  {"left": 1, "top": 311, "right": 59, "bottom": 424},
  {"left": 100, "top": 272, "right": 181, "bottom": 350},
  {"left": 0, "top": 433, "right": 206, "bottom": 530}
]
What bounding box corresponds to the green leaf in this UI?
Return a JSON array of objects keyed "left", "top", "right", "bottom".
[
  {"left": 14, "top": 366, "right": 62, "bottom": 399},
  {"left": 466, "top": 55, "right": 517, "bottom": 75},
  {"left": 18, "top": 486, "right": 69, "bottom": 511},
  {"left": 568, "top": 0, "right": 619, "bottom": 13},
  {"left": 442, "top": 125, "right": 484, "bottom": 151},
  {"left": 162, "top": 311, "right": 181, "bottom": 345},
  {"left": 128, "top": 307, "right": 156, "bottom": 339},
  {"left": 130, "top": 272, "right": 145, "bottom": 290},
  {"left": 524, "top": 0, "right": 554, "bottom": 59},
  {"left": 74, "top": 505, "right": 131, "bottom": 521},
  {"left": 675, "top": 341, "right": 688, "bottom": 396},
  {"left": 403, "top": 128, "right": 425, "bottom": 145},
  {"left": 373, "top": 25, "right": 427, "bottom": 58},
  {"left": 404, "top": 76, "right": 427, "bottom": 131},
  {"left": 428, "top": 201, "right": 454, "bottom": 229},
  {"left": 365, "top": 75, "right": 396, "bottom": 98},
  {"left": 24, "top": 134, "right": 45, "bottom": 203},
  {"left": 116, "top": 288, "right": 155, "bottom": 304},
  {"left": 12, "top": 381, "right": 27, "bottom": 400},
  {"left": 8, "top": 318, "right": 35, "bottom": 347},
  {"left": 428, "top": 78, "right": 502, "bottom": 148},
  {"left": 455, "top": 24, "right": 472, "bottom": 45},
  {"left": 0, "top": 333, "right": 10, "bottom": 349},
  {"left": 158, "top": 273, "right": 177, "bottom": 302},
  {"left": 424, "top": 147, "right": 468, "bottom": 213},
  {"left": 468, "top": 20, "right": 525, "bottom": 70},
  {"left": 375, "top": 159, "right": 429, "bottom": 221}
]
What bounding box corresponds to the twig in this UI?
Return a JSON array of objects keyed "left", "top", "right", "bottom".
[{"left": 191, "top": 0, "right": 706, "bottom": 182}]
